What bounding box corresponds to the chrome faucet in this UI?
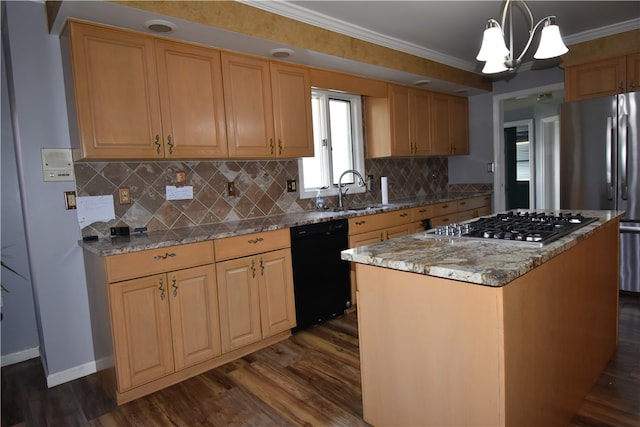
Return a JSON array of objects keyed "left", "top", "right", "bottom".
[{"left": 337, "top": 169, "right": 366, "bottom": 209}]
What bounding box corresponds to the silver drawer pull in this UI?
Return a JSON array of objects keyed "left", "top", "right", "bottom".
[
  {"left": 154, "top": 252, "right": 177, "bottom": 260},
  {"left": 248, "top": 237, "right": 265, "bottom": 244}
]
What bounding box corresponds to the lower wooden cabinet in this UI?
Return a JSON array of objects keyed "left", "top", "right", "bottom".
[
  {"left": 216, "top": 248, "right": 296, "bottom": 352},
  {"left": 109, "top": 265, "right": 221, "bottom": 391}
]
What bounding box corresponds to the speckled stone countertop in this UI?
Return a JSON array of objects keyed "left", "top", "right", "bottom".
[
  {"left": 80, "top": 192, "right": 489, "bottom": 256},
  {"left": 341, "top": 210, "right": 625, "bottom": 287}
]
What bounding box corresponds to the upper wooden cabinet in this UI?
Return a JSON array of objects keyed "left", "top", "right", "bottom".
[
  {"left": 430, "top": 92, "right": 469, "bottom": 156},
  {"left": 366, "top": 85, "right": 467, "bottom": 158},
  {"left": 221, "top": 52, "right": 313, "bottom": 158},
  {"left": 64, "top": 20, "right": 228, "bottom": 160},
  {"left": 365, "top": 84, "right": 431, "bottom": 158},
  {"left": 565, "top": 53, "right": 640, "bottom": 102}
]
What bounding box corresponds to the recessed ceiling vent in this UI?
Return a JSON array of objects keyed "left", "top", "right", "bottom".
[{"left": 144, "top": 19, "right": 177, "bottom": 33}]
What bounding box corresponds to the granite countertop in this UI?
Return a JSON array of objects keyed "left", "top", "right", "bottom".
[
  {"left": 80, "top": 191, "right": 490, "bottom": 256},
  {"left": 341, "top": 210, "right": 625, "bottom": 287}
]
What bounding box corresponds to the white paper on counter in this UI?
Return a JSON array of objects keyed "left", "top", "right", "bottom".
[
  {"left": 381, "top": 176, "right": 389, "bottom": 205},
  {"left": 166, "top": 185, "right": 194, "bottom": 200},
  {"left": 76, "top": 195, "right": 115, "bottom": 229}
]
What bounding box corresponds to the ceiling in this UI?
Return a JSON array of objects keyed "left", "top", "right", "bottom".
[
  {"left": 257, "top": 1, "right": 640, "bottom": 74},
  {"left": 49, "top": 1, "right": 640, "bottom": 95}
]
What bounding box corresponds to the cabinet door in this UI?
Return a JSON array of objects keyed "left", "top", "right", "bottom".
[
  {"left": 222, "top": 53, "right": 274, "bottom": 158},
  {"left": 389, "top": 85, "right": 412, "bottom": 156},
  {"left": 156, "top": 41, "right": 228, "bottom": 158},
  {"left": 450, "top": 96, "right": 469, "bottom": 155},
  {"left": 627, "top": 53, "right": 640, "bottom": 92},
  {"left": 410, "top": 89, "right": 431, "bottom": 156},
  {"left": 257, "top": 249, "right": 297, "bottom": 337},
  {"left": 430, "top": 93, "right": 452, "bottom": 155},
  {"left": 270, "top": 63, "right": 314, "bottom": 158},
  {"left": 216, "top": 256, "right": 262, "bottom": 352},
  {"left": 169, "top": 265, "right": 222, "bottom": 370},
  {"left": 385, "top": 224, "right": 411, "bottom": 241},
  {"left": 68, "top": 21, "right": 163, "bottom": 159},
  {"left": 565, "top": 56, "right": 627, "bottom": 101},
  {"left": 109, "top": 274, "right": 174, "bottom": 391}
]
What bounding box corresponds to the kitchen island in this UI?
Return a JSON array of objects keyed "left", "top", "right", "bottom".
[{"left": 341, "top": 210, "right": 624, "bottom": 427}]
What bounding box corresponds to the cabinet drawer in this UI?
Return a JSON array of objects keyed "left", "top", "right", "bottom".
[
  {"left": 457, "top": 195, "right": 491, "bottom": 211},
  {"left": 214, "top": 228, "right": 290, "bottom": 261},
  {"left": 411, "top": 205, "right": 432, "bottom": 222},
  {"left": 348, "top": 209, "right": 411, "bottom": 235},
  {"left": 430, "top": 213, "right": 459, "bottom": 227},
  {"left": 431, "top": 201, "right": 458, "bottom": 216},
  {"left": 106, "top": 241, "right": 214, "bottom": 283}
]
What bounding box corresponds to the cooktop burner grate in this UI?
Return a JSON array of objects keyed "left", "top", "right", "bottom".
[{"left": 426, "top": 211, "right": 598, "bottom": 246}]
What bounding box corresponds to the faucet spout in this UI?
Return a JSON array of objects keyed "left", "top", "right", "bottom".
[{"left": 338, "top": 169, "right": 366, "bottom": 209}]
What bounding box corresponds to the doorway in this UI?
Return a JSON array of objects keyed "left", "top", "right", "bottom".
[
  {"left": 492, "top": 83, "right": 564, "bottom": 212},
  {"left": 504, "top": 120, "right": 533, "bottom": 209}
]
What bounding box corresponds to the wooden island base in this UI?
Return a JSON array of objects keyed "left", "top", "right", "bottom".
[{"left": 355, "top": 221, "right": 619, "bottom": 426}]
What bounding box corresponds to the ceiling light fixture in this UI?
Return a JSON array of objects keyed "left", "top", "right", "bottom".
[
  {"left": 476, "top": 0, "right": 568, "bottom": 74},
  {"left": 270, "top": 48, "right": 294, "bottom": 59},
  {"left": 144, "top": 19, "right": 177, "bottom": 33}
]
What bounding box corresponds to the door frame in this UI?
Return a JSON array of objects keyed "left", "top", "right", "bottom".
[{"left": 491, "top": 82, "right": 564, "bottom": 212}]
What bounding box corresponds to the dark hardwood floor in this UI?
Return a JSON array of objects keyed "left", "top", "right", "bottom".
[{"left": 2, "top": 293, "right": 639, "bottom": 427}]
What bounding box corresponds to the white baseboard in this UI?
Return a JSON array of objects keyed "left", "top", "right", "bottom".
[
  {"left": 46, "top": 360, "right": 98, "bottom": 388},
  {"left": 1, "top": 347, "right": 40, "bottom": 367}
]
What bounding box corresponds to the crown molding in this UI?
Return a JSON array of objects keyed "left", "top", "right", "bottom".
[
  {"left": 563, "top": 18, "right": 640, "bottom": 45},
  {"left": 238, "top": 0, "right": 478, "bottom": 72}
]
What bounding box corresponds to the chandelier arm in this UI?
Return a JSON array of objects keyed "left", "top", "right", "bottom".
[{"left": 514, "top": 15, "right": 556, "bottom": 63}]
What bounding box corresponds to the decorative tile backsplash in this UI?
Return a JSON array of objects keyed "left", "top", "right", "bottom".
[{"left": 74, "top": 157, "right": 490, "bottom": 237}]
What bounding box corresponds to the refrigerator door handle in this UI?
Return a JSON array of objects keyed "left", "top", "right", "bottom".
[
  {"left": 606, "top": 116, "right": 614, "bottom": 200},
  {"left": 620, "top": 113, "right": 629, "bottom": 200}
]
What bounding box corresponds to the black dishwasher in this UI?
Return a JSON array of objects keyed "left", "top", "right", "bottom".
[{"left": 290, "top": 219, "right": 351, "bottom": 332}]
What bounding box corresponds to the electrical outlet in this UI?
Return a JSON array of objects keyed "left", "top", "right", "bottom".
[
  {"left": 64, "top": 191, "right": 76, "bottom": 210},
  {"left": 227, "top": 182, "right": 235, "bottom": 197},
  {"left": 286, "top": 179, "right": 297, "bottom": 192},
  {"left": 119, "top": 187, "right": 131, "bottom": 205}
]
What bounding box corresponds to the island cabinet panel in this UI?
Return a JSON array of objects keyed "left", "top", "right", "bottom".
[
  {"left": 65, "top": 20, "right": 228, "bottom": 160},
  {"left": 221, "top": 52, "right": 313, "bottom": 158},
  {"left": 354, "top": 220, "right": 619, "bottom": 427}
]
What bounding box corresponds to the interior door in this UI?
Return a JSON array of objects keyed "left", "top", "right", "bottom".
[{"left": 504, "top": 126, "right": 530, "bottom": 209}]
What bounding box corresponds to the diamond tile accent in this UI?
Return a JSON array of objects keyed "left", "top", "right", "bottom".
[{"left": 74, "top": 158, "right": 489, "bottom": 237}]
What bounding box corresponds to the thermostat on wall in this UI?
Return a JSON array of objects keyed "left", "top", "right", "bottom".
[{"left": 41, "top": 148, "right": 74, "bottom": 182}]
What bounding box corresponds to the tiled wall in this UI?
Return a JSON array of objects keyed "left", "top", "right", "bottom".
[{"left": 74, "top": 157, "right": 490, "bottom": 237}]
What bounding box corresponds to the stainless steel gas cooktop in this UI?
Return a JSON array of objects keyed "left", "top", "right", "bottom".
[{"left": 426, "top": 211, "right": 598, "bottom": 247}]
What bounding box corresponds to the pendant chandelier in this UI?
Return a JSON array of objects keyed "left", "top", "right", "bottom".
[{"left": 476, "top": 0, "right": 569, "bottom": 74}]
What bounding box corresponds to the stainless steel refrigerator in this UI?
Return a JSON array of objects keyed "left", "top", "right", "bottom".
[{"left": 560, "top": 92, "right": 639, "bottom": 292}]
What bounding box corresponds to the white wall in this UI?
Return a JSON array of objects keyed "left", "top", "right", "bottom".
[
  {"left": 2, "top": 1, "right": 95, "bottom": 385},
  {"left": 1, "top": 8, "right": 39, "bottom": 364}
]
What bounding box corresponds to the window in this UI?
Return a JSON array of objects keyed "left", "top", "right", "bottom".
[{"left": 298, "top": 89, "right": 365, "bottom": 199}]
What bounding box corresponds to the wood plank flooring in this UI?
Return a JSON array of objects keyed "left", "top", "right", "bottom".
[{"left": 2, "top": 293, "right": 639, "bottom": 427}]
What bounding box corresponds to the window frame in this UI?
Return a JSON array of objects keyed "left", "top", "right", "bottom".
[{"left": 297, "top": 89, "right": 366, "bottom": 200}]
